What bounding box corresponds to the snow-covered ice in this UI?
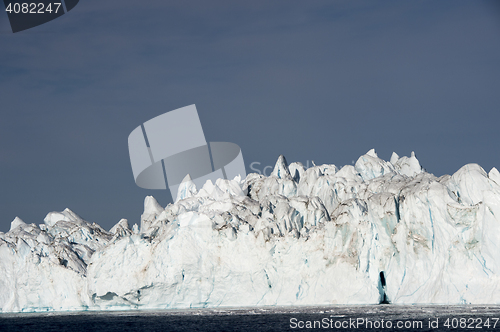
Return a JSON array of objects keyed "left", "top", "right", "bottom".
[{"left": 1, "top": 149, "right": 500, "bottom": 312}]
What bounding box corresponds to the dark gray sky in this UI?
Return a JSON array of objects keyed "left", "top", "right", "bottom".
[{"left": 1, "top": 0, "right": 499, "bottom": 232}]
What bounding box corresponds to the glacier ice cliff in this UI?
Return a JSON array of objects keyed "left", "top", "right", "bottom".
[{"left": 1, "top": 149, "right": 500, "bottom": 312}]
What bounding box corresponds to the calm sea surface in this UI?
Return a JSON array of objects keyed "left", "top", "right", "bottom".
[{"left": 2, "top": 305, "right": 500, "bottom": 332}]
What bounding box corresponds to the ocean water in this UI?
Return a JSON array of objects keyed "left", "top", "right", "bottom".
[{"left": 1, "top": 305, "right": 500, "bottom": 332}]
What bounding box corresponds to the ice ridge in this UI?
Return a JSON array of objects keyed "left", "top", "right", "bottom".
[{"left": 1, "top": 149, "right": 500, "bottom": 312}]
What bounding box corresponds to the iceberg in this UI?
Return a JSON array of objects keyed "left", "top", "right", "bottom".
[{"left": 1, "top": 149, "right": 500, "bottom": 312}]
